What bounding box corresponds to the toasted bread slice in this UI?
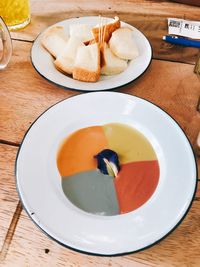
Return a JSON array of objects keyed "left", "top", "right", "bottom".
[
  {"left": 41, "top": 26, "right": 68, "bottom": 58},
  {"left": 109, "top": 27, "right": 139, "bottom": 60},
  {"left": 92, "top": 16, "right": 120, "bottom": 43},
  {"left": 101, "top": 43, "right": 127, "bottom": 75},
  {"left": 69, "top": 24, "right": 93, "bottom": 44},
  {"left": 73, "top": 43, "right": 100, "bottom": 82},
  {"left": 54, "top": 36, "right": 84, "bottom": 75}
]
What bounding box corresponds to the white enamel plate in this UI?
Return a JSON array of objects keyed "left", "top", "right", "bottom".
[
  {"left": 31, "top": 16, "right": 152, "bottom": 91},
  {"left": 15, "top": 92, "right": 197, "bottom": 256}
]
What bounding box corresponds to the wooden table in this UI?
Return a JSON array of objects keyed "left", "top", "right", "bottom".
[{"left": 0, "top": 1, "right": 200, "bottom": 266}]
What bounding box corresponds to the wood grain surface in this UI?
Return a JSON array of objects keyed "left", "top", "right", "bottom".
[
  {"left": 0, "top": 0, "right": 200, "bottom": 266},
  {"left": 0, "top": 40, "right": 78, "bottom": 145},
  {"left": 0, "top": 40, "right": 199, "bottom": 146},
  {"left": 0, "top": 144, "right": 20, "bottom": 254},
  {"left": 11, "top": 0, "right": 200, "bottom": 64}
]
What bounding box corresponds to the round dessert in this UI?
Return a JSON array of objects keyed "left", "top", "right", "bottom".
[{"left": 57, "top": 123, "right": 160, "bottom": 216}]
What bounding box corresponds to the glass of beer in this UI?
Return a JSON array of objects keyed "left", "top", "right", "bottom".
[{"left": 0, "top": 0, "right": 30, "bottom": 30}]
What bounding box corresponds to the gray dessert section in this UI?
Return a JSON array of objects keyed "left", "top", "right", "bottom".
[{"left": 62, "top": 170, "right": 119, "bottom": 216}]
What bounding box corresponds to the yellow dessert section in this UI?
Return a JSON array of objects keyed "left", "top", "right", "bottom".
[{"left": 103, "top": 123, "right": 157, "bottom": 164}]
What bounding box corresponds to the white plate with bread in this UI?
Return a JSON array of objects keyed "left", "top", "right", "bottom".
[{"left": 31, "top": 16, "right": 152, "bottom": 91}]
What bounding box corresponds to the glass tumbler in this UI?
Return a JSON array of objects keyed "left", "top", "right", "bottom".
[{"left": 0, "top": 16, "right": 12, "bottom": 69}]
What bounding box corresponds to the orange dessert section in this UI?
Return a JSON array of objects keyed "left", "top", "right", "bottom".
[{"left": 57, "top": 126, "right": 108, "bottom": 177}]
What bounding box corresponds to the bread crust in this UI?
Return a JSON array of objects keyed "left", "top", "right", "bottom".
[
  {"left": 73, "top": 43, "right": 100, "bottom": 82},
  {"left": 73, "top": 67, "right": 100, "bottom": 82},
  {"left": 84, "top": 39, "right": 95, "bottom": 45},
  {"left": 41, "top": 43, "right": 57, "bottom": 58},
  {"left": 92, "top": 17, "right": 120, "bottom": 43},
  {"left": 54, "top": 59, "right": 73, "bottom": 75}
]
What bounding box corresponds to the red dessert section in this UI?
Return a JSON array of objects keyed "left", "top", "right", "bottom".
[{"left": 114, "top": 160, "right": 160, "bottom": 214}]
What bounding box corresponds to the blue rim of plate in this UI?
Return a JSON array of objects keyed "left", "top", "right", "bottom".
[
  {"left": 30, "top": 17, "right": 153, "bottom": 92},
  {"left": 15, "top": 92, "right": 198, "bottom": 256}
]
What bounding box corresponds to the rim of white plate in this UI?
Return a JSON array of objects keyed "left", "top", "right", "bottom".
[
  {"left": 15, "top": 92, "right": 197, "bottom": 256},
  {"left": 31, "top": 16, "right": 152, "bottom": 91}
]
